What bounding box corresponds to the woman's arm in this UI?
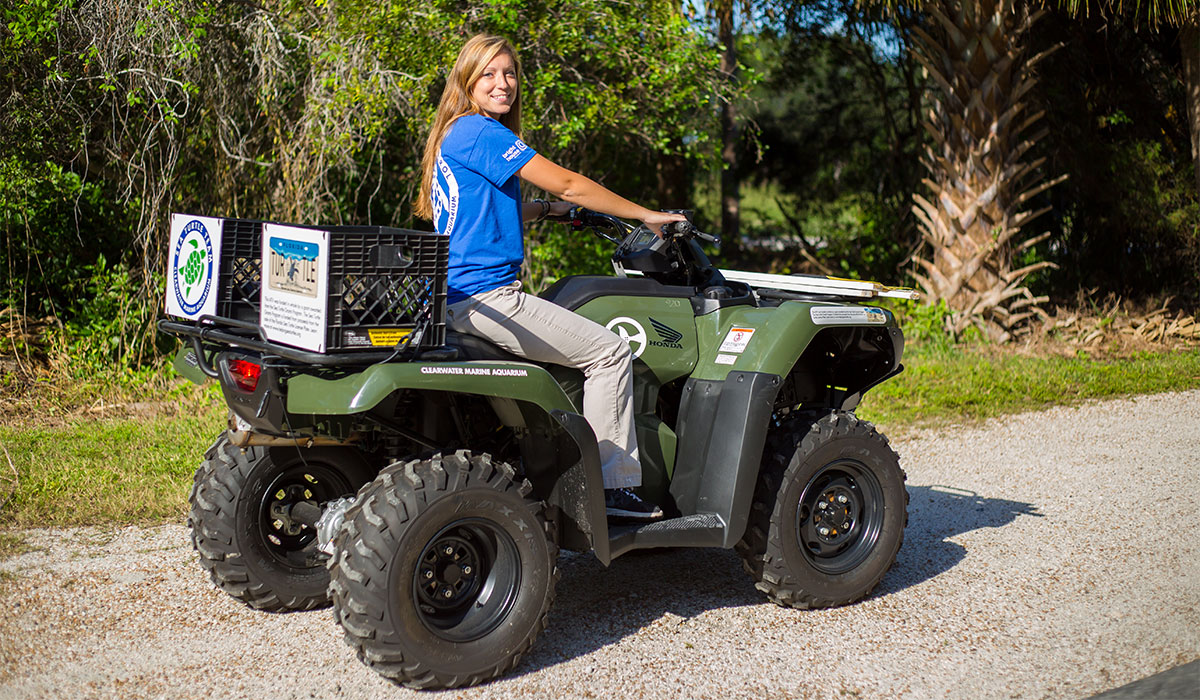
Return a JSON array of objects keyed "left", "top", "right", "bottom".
[
  {"left": 520, "top": 200, "right": 546, "bottom": 223},
  {"left": 518, "top": 154, "right": 685, "bottom": 231}
]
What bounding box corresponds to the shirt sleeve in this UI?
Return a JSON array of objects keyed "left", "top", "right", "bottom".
[{"left": 466, "top": 118, "right": 538, "bottom": 187}]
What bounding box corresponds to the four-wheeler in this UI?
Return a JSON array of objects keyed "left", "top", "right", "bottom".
[{"left": 160, "top": 209, "right": 912, "bottom": 689}]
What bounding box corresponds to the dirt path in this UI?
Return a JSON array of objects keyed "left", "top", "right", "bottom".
[{"left": 2, "top": 391, "right": 1198, "bottom": 699}]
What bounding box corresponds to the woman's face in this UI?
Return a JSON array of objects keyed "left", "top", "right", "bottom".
[{"left": 471, "top": 51, "right": 517, "bottom": 119}]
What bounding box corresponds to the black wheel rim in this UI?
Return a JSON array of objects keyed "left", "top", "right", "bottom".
[
  {"left": 412, "top": 518, "right": 521, "bottom": 643},
  {"left": 258, "top": 463, "right": 353, "bottom": 570},
  {"left": 795, "top": 459, "right": 884, "bottom": 575}
]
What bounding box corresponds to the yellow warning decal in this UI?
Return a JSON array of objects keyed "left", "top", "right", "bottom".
[{"left": 368, "top": 328, "right": 413, "bottom": 346}]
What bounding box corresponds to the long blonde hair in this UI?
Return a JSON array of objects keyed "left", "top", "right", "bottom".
[{"left": 416, "top": 34, "right": 523, "bottom": 221}]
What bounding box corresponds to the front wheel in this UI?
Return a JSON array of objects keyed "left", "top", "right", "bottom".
[
  {"left": 737, "top": 412, "right": 908, "bottom": 608},
  {"left": 329, "top": 451, "right": 558, "bottom": 689}
]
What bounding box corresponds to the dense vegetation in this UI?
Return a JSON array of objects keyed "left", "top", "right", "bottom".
[{"left": 1, "top": 0, "right": 1197, "bottom": 375}]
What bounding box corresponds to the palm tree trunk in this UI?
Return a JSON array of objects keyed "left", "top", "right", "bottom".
[
  {"left": 1182, "top": 13, "right": 1200, "bottom": 194},
  {"left": 716, "top": 0, "right": 740, "bottom": 242},
  {"left": 909, "top": 0, "right": 1064, "bottom": 341}
]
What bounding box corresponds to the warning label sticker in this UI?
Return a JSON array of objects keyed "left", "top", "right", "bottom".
[
  {"left": 718, "top": 327, "right": 756, "bottom": 354},
  {"left": 810, "top": 307, "right": 888, "bottom": 325},
  {"left": 715, "top": 354, "right": 738, "bottom": 365},
  {"left": 369, "top": 328, "right": 413, "bottom": 346}
]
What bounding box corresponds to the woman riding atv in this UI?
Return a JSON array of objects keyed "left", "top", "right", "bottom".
[{"left": 415, "top": 33, "right": 685, "bottom": 521}]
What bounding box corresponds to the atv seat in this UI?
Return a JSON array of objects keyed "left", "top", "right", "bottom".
[{"left": 437, "top": 331, "right": 524, "bottom": 362}]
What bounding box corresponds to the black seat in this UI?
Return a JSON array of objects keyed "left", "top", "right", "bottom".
[
  {"left": 442, "top": 331, "right": 524, "bottom": 362},
  {"left": 540, "top": 275, "right": 694, "bottom": 311}
]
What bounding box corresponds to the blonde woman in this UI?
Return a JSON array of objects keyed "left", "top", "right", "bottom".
[{"left": 417, "top": 34, "right": 683, "bottom": 520}]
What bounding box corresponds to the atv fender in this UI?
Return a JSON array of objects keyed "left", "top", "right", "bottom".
[
  {"left": 286, "top": 362, "right": 611, "bottom": 562},
  {"left": 285, "top": 361, "right": 578, "bottom": 415},
  {"left": 691, "top": 301, "right": 900, "bottom": 381},
  {"left": 172, "top": 345, "right": 213, "bottom": 385}
]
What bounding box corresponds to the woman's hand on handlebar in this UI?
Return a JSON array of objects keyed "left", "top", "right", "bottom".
[
  {"left": 641, "top": 210, "right": 688, "bottom": 238},
  {"left": 546, "top": 200, "right": 573, "bottom": 219}
]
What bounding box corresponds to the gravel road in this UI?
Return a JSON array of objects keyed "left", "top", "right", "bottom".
[{"left": 2, "top": 391, "right": 1198, "bottom": 699}]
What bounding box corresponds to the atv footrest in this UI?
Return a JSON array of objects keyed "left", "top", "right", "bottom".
[{"left": 607, "top": 513, "right": 726, "bottom": 559}]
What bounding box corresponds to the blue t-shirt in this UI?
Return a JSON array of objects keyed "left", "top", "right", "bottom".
[{"left": 431, "top": 114, "right": 537, "bottom": 303}]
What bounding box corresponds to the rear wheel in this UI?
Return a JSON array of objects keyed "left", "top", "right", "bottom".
[
  {"left": 737, "top": 412, "right": 908, "bottom": 608},
  {"left": 329, "top": 450, "right": 558, "bottom": 689},
  {"left": 188, "top": 435, "right": 373, "bottom": 611}
]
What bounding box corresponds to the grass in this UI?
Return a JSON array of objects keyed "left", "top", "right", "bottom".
[
  {"left": 0, "top": 404, "right": 225, "bottom": 528},
  {"left": 858, "top": 345, "right": 1200, "bottom": 429},
  {"left": 0, "top": 346, "right": 1198, "bottom": 528}
]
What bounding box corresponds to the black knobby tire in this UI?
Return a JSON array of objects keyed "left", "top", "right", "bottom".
[
  {"left": 736, "top": 411, "right": 908, "bottom": 609},
  {"left": 188, "top": 435, "right": 374, "bottom": 612},
  {"left": 329, "top": 450, "right": 559, "bottom": 690}
]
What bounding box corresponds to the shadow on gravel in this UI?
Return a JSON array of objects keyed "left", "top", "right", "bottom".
[
  {"left": 513, "top": 546, "right": 761, "bottom": 677},
  {"left": 511, "top": 485, "right": 1041, "bottom": 679},
  {"left": 874, "top": 485, "right": 1041, "bottom": 596}
]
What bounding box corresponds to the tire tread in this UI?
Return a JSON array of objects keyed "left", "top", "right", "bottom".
[
  {"left": 735, "top": 412, "right": 909, "bottom": 609},
  {"left": 330, "top": 450, "right": 559, "bottom": 690}
]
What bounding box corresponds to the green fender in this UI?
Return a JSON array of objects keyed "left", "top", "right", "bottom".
[
  {"left": 286, "top": 360, "right": 612, "bottom": 563},
  {"left": 172, "top": 346, "right": 211, "bottom": 385},
  {"left": 285, "top": 360, "right": 578, "bottom": 416},
  {"left": 691, "top": 301, "right": 899, "bottom": 381}
]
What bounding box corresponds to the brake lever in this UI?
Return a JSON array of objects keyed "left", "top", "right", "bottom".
[
  {"left": 552, "top": 205, "right": 590, "bottom": 230},
  {"left": 553, "top": 206, "right": 625, "bottom": 243}
]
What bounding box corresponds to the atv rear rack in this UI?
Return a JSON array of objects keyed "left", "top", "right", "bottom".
[{"left": 158, "top": 316, "right": 426, "bottom": 373}]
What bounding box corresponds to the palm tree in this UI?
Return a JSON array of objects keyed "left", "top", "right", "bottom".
[
  {"left": 874, "top": 0, "right": 1193, "bottom": 340},
  {"left": 906, "top": 0, "right": 1064, "bottom": 341},
  {"left": 1186, "top": 15, "right": 1199, "bottom": 192}
]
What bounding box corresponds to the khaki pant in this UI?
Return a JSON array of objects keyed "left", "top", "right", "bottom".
[{"left": 446, "top": 281, "right": 640, "bottom": 489}]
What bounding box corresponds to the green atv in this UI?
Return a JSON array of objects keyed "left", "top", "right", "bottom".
[{"left": 160, "top": 209, "right": 911, "bottom": 689}]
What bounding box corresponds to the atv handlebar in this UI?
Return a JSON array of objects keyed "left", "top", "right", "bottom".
[
  {"left": 555, "top": 206, "right": 719, "bottom": 246},
  {"left": 661, "top": 219, "right": 721, "bottom": 246}
]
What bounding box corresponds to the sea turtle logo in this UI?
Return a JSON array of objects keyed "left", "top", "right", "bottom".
[
  {"left": 172, "top": 219, "right": 214, "bottom": 316},
  {"left": 181, "top": 241, "right": 206, "bottom": 294},
  {"left": 606, "top": 316, "right": 647, "bottom": 358}
]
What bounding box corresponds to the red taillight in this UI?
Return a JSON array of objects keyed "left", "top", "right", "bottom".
[{"left": 228, "top": 358, "right": 262, "bottom": 392}]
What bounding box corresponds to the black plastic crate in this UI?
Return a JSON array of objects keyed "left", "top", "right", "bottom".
[
  {"left": 216, "top": 218, "right": 264, "bottom": 322},
  {"left": 324, "top": 226, "right": 448, "bottom": 351},
  {"left": 215, "top": 219, "right": 447, "bottom": 352}
]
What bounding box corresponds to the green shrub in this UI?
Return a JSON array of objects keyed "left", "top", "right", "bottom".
[
  {"left": 0, "top": 158, "right": 135, "bottom": 318},
  {"left": 57, "top": 256, "right": 169, "bottom": 373}
]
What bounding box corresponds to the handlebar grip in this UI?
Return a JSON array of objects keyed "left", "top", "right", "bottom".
[{"left": 696, "top": 231, "right": 721, "bottom": 245}]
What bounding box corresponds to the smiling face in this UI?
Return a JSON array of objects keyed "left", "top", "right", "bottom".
[{"left": 470, "top": 51, "right": 518, "bottom": 120}]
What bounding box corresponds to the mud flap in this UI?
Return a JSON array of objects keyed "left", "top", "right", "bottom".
[
  {"left": 547, "top": 410, "right": 611, "bottom": 565},
  {"left": 670, "top": 371, "right": 783, "bottom": 547}
]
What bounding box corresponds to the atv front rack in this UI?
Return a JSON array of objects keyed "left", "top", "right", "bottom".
[{"left": 717, "top": 269, "right": 920, "bottom": 300}]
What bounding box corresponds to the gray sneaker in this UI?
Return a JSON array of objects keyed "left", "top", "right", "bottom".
[{"left": 604, "top": 488, "right": 663, "bottom": 521}]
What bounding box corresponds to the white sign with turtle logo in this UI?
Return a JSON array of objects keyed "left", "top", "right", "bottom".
[{"left": 165, "top": 213, "right": 224, "bottom": 320}]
